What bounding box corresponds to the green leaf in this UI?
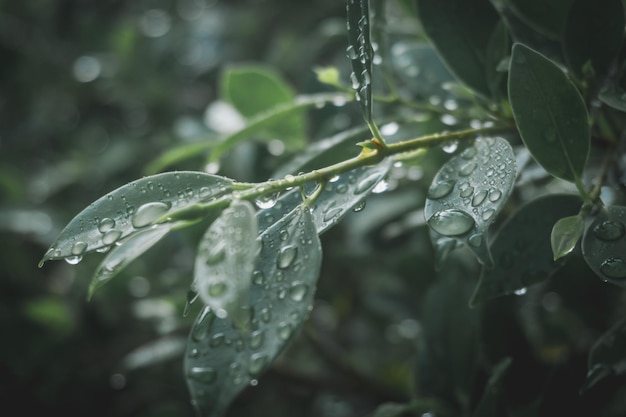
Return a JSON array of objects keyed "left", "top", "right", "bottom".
[
  {"left": 508, "top": 43, "right": 590, "bottom": 183},
  {"left": 508, "top": 0, "right": 574, "bottom": 38},
  {"left": 39, "top": 172, "right": 234, "bottom": 266},
  {"left": 193, "top": 200, "right": 259, "bottom": 326},
  {"left": 550, "top": 213, "right": 584, "bottom": 260},
  {"left": 581, "top": 317, "right": 626, "bottom": 393},
  {"left": 220, "top": 65, "right": 305, "bottom": 151},
  {"left": 485, "top": 20, "right": 511, "bottom": 99},
  {"left": 88, "top": 224, "right": 172, "bottom": 299},
  {"left": 416, "top": 0, "right": 502, "bottom": 98},
  {"left": 470, "top": 194, "right": 582, "bottom": 306},
  {"left": 346, "top": 0, "right": 374, "bottom": 122},
  {"left": 581, "top": 205, "right": 626, "bottom": 287},
  {"left": 424, "top": 137, "right": 517, "bottom": 267},
  {"left": 185, "top": 206, "right": 322, "bottom": 417},
  {"left": 563, "top": 0, "right": 624, "bottom": 79},
  {"left": 471, "top": 357, "right": 512, "bottom": 417}
]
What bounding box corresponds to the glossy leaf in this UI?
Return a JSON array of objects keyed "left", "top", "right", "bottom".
[
  {"left": 185, "top": 206, "right": 322, "bottom": 417},
  {"left": 581, "top": 317, "right": 626, "bottom": 392},
  {"left": 508, "top": 43, "right": 590, "bottom": 183},
  {"left": 599, "top": 82, "right": 626, "bottom": 112},
  {"left": 346, "top": 0, "right": 374, "bottom": 122},
  {"left": 193, "top": 200, "right": 259, "bottom": 324},
  {"left": 40, "top": 172, "right": 234, "bottom": 266},
  {"left": 416, "top": 0, "right": 502, "bottom": 98},
  {"left": 581, "top": 205, "right": 626, "bottom": 287},
  {"left": 485, "top": 20, "right": 511, "bottom": 99},
  {"left": 550, "top": 213, "right": 584, "bottom": 260},
  {"left": 470, "top": 194, "right": 582, "bottom": 306},
  {"left": 563, "top": 0, "right": 624, "bottom": 78},
  {"left": 471, "top": 357, "right": 512, "bottom": 417},
  {"left": 424, "top": 137, "right": 517, "bottom": 267},
  {"left": 508, "top": 0, "right": 574, "bottom": 38},
  {"left": 88, "top": 224, "right": 172, "bottom": 299}
]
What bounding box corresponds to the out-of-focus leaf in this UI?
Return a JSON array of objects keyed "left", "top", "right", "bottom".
[
  {"left": 185, "top": 206, "right": 322, "bottom": 417},
  {"left": 550, "top": 213, "right": 584, "bottom": 261},
  {"left": 416, "top": 0, "right": 502, "bottom": 99},
  {"left": 193, "top": 200, "right": 259, "bottom": 325},
  {"left": 346, "top": 0, "right": 374, "bottom": 122},
  {"left": 40, "top": 172, "right": 234, "bottom": 266},
  {"left": 508, "top": 43, "right": 590, "bottom": 183},
  {"left": 424, "top": 137, "right": 517, "bottom": 267},
  {"left": 471, "top": 357, "right": 512, "bottom": 417},
  {"left": 581, "top": 316, "right": 626, "bottom": 392},
  {"left": 485, "top": 20, "right": 511, "bottom": 99},
  {"left": 88, "top": 224, "right": 172, "bottom": 299},
  {"left": 563, "top": 0, "right": 624, "bottom": 79},
  {"left": 581, "top": 205, "right": 626, "bottom": 288},
  {"left": 470, "top": 194, "right": 581, "bottom": 306},
  {"left": 508, "top": 0, "right": 574, "bottom": 38}
]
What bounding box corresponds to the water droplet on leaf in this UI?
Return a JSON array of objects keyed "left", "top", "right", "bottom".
[
  {"left": 600, "top": 257, "right": 626, "bottom": 279},
  {"left": 593, "top": 220, "right": 625, "bottom": 241},
  {"left": 427, "top": 209, "right": 475, "bottom": 236},
  {"left": 277, "top": 245, "right": 298, "bottom": 269},
  {"left": 131, "top": 201, "right": 171, "bottom": 228},
  {"left": 427, "top": 180, "right": 456, "bottom": 200}
]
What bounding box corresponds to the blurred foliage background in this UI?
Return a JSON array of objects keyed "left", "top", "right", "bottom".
[{"left": 4, "top": 1, "right": 626, "bottom": 417}]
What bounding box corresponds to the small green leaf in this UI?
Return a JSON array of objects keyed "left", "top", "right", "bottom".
[
  {"left": 508, "top": 0, "right": 574, "bottom": 38},
  {"left": 185, "top": 206, "right": 322, "bottom": 417},
  {"left": 416, "top": 0, "right": 502, "bottom": 98},
  {"left": 550, "top": 213, "right": 584, "bottom": 260},
  {"left": 581, "top": 317, "right": 626, "bottom": 393},
  {"left": 470, "top": 194, "right": 582, "bottom": 306},
  {"left": 581, "top": 205, "right": 626, "bottom": 287},
  {"left": 563, "top": 0, "right": 624, "bottom": 79},
  {"left": 346, "top": 0, "right": 374, "bottom": 122},
  {"left": 193, "top": 200, "right": 259, "bottom": 326},
  {"left": 314, "top": 66, "right": 341, "bottom": 87},
  {"left": 508, "top": 43, "right": 590, "bottom": 183},
  {"left": 424, "top": 137, "right": 517, "bottom": 267},
  {"left": 88, "top": 224, "right": 172, "bottom": 299},
  {"left": 40, "top": 172, "right": 234, "bottom": 266}
]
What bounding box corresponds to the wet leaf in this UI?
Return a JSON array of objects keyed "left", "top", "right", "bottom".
[
  {"left": 424, "top": 137, "right": 517, "bottom": 267},
  {"left": 40, "top": 172, "right": 234, "bottom": 266},
  {"left": 346, "top": 0, "right": 374, "bottom": 122},
  {"left": 471, "top": 357, "right": 512, "bottom": 417},
  {"left": 581, "top": 316, "right": 626, "bottom": 392},
  {"left": 485, "top": 20, "right": 511, "bottom": 99},
  {"left": 470, "top": 194, "right": 582, "bottom": 306},
  {"left": 416, "top": 0, "right": 502, "bottom": 99},
  {"left": 563, "top": 0, "right": 624, "bottom": 79},
  {"left": 193, "top": 200, "right": 260, "bottom": 325},
  {"left": 551, "top": 213, "right": 584, "bottom": 261},
  {"left": 508, "top": 0, "right": 574, "bottom": 38},
  {"left": 508, "top": 43, "right": 590, "bottom": 183},
  {"left": 185, "top": 206, "right": 322, "bottom": 417},
  {"left": 581, "top": 205, "right": 626, "bottom": 288},
  {"left": 88, "top": 224, "right": 172, "bottom": 300}
]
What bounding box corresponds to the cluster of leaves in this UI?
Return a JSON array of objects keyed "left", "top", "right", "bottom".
[{"left": 38, "top": 0, "right": 626, "bottom": 416}]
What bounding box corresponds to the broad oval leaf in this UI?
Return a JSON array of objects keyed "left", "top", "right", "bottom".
[
  {"left": 185, "top": 205, "right": 322, "bottom": 417},
  {"left": 563, "top": 0, "right": 624, "bottom": 79},
  {"left": 88, "top": 224, "right": 172, "bottom": 300},
  {"left": 416, "top": 0, "right": 502, "bottom": 99},
  {"left": 508, "top": 0, "right": 574, "bottom": 38},
  {"left": 194, "top": 200, "right": 260, "bottom": 324},
  {"left": 508, "top": 43, "right": 590, "bottom": 183},
  {"left": 40, "top": 172, "right": 234, "bottom": 265},
  {"left": 470, "top": 194, "right": 582, "bottom": 306},
  {"left": 581, "top": 317, "right": 626, "bottom": 393},
  {"left": 424, "top": 137, "right": 517, "bottom": 267},
  {"left": 346, "top": 0, "right": 374, "bottom": 122},
  {"left": 550, "top": 213, "right": 584, "bottom": 261},
  {"left": 582, "top": 205, "right": 626, "bottom": 288}
]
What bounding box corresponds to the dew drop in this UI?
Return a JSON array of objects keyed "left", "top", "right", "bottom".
[
  {"left": 65, "top": 255, "right": 83, "bottom": 265},
  {"left": 471, "top": 190, "right": 488, "bottom": 207},
  {"left": 255, "top": 193, "right": 278, "bottom": 209},
  {"left": 488, "top": 189, "right": 502, "bottom": 202},
  {"left": 355, "top": 173, "right": 383, "bottom": 194},
  {"left": 289, "top": 282, "right": 308, "bottom": 302},
  {"left": 600, "top": 257, "right": 626, "bottom": 279},
  {"left": 427, "top": 180, "right": 456, "bottom": 200},
  {"left": 427, "top": 209, "right": 475, "bottom": 236},
  {"left": 352, "top": 200, "right": 366, "bottom": 212},
  {"left": 131, "top": 201, "right": 171, "bottom": 228},
  {"left": 252, "top": 270, "right": 265, "bottom": 285},
  {"left": 459, "top": 161, "right": 477, "bottom": 176},
  {"left": 260, "top": 307, "right": 271, "bottom": 323},
  {"left": 191, "top": 308, "right": 214, "bottom": 342},
  {"left": 468, "top": 233, "right": 483, "bottom": 247},
  {"left": 482, "top": 208, "right": 496, "bottom": 221},
  {"left": 209, "top": 333, "right": 225, "bottom": 347},
  {"left": 208, "top": 282, "right": 227, "bottom": 297},
  {"left": 98, "top": 218, "right": 116, "bottom": 233},
  {"left": 346, "top": 45, "right": 358, "bottom": 60},
  {"left": 249, "top": 330, "right": 264, "bottom": 349},
  {"left": 323, "top": 207, "right": 342, "bottom": 222},
  {"left": 461, "top": 146, "right": 477, "bottom": 159},
  {"left": 102, "top": 229, "right": 122, "bottom": 245},
  {"left": 593, "top": 220, "right": 625, "bottom": 241},
  {"left": 277, "top": 245, "right": 298, "bottom": 269},
  {"left": 277, "top": 322, "right": 293, "bottom": 340},
  {"left": 459, "top": 185, "right": 475, "bottom": 198},
  {"left": 71, "top": 241, "right": 88, "bottom": 255},
  {"left": 188, "top": 367, "right": 217, "bottom": 384},
  {"left": 249, "top": 353, "right": 267, "bottom": 375}
]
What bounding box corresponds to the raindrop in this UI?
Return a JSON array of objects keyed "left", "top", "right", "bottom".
[
  {"left": 471, "top": 190, "right": 488, "bottom": 207},
  {"left": 352, "top": 200, "right": 367, "bottom": 212},
  {"left": 252, "top": 270, "right": 265, "bottom": 285},
  {"left": 488, "top": 189, "right": 502, "bottom": 202},
  {"left": 98, "top": 218, "right": 116, "bottom": 233},
  {"left": 209, "top": 333, "right": 225, "bottom": 347},
  {"left": 255, "top": 193, "right": 278, "bottom": 209},
  {"left": 208, "top": 282, "right": 227, "bottom": 297},
  {"left": 249, "top": 353, "right": 267, "bottom": 375},
  {"left": 427, "top": 180, "right": 456, "bottom": 200},
  {"left": 71, "top": 241, "right": 88, "bottom": 255},
  {"left": 461, "top": 146, "right": 477, "bottom": 159},
  {"left": 482, "top": 209, "right": 496, "bottom": 221},
  {"left": 277, "top": 245, "right": 298, "bottom": 269},
  {"left": 600, "top": 257, "right": 626, "bottom": 279},
  {"left": 249, "top": 330, "right": 264, "bottom": 349},
  {"left": 350, "top": 72, "right": 359, "bottom": 89},
  {"left": 277, "top": 287, "right": 287, "bottom": 300},
  {"left": 468, "top": 233, "right": 483, "bottom": 247},
  {"left": 102, "top": 229, "right": 122, "bottom": 245},
  {"left": 205, "top": 242, "right": 226, "bottom": 265},
  {"left": 361, "top": 69, "right": 371, "bottom": 85},
  {"left": 131, "top": 201, "right": 171, "bottom": 228},
  {"left": 459, "top": 185, "right": 475, "bottom": 198},
  {"left": 372, "top": 180, "right": 389, "bottom": 194},
  {"left": 188, "top": 367, "right": 217, "bottom": 384},
  {"left": 459, "top": 161, "right": 477, "bottom": 176},
  {"left": 323, "top": 207, "right": 342, "bottom": 222},
  {"left": 427, "top": 209, "right": 475, "bottom": 236},
  {"left": 277, "top": 322, "right": 293, "bottom": 340},
  {"left": 96, "top": 246, "right": 111, "bottom": 253},
  {"left": 593, "top": 220, "right": 625, "bottom": 241},
  {"left": 380, "top": 122, "right": 399, "bottom": 136},
  {"left": 514, "top": 288, "right": 527, "bottom": 296},
  {"left": 65, "top": 256, "right": 83, "bottom": 265},
  {"left": 191, "top": 308, "right": 214, "bottom": 342},
  {"left": 260, "top": 308, "right": 271, "bottom": 323},
  {"left": 355, "top": 173, "right": 383, "bottom": 194},
  {"left": 346, "top": 45, "right": 358, "bottom": 60},
  {"left": 442, "top": 141, "right": 458, "bottom": 153},
  {"left": 289, "top": 282, "right": 308, "bottom": 302}
]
